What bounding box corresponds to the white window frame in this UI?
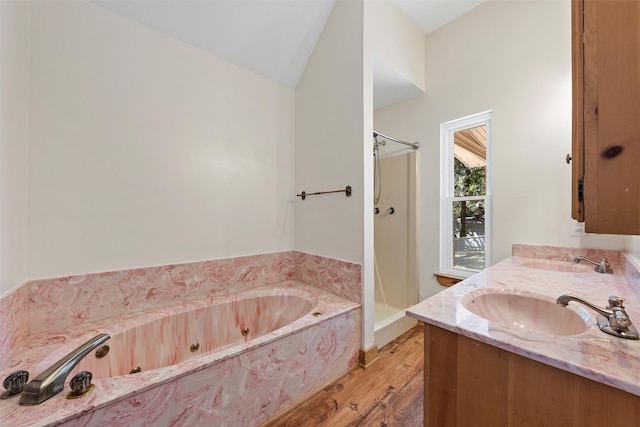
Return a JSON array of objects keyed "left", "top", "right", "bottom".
[{"left": 439, "top": 110, "right": 492, "bottom": 278}]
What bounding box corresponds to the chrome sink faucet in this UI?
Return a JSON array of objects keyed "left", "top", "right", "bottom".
[
  {"left": 556, "top": 295, "right": 639, "bottom": 340},
  {"left": 19, "top": 333, "right": 110, "bottom": 405},
  {"left": 573, "top": 256, "right": 613, "bottom": 274}
]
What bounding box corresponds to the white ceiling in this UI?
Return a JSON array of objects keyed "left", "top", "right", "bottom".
[
  {"left": 393, "top": 0, "right": 487, "bottom": 35},
  {"left": 92, "top": 0, "right": 336, "bottom": 88},
  {"left": 91, "top": 0, "right": 486, "bottom": 104},
  {"left": 372, "top": 57, "right": 423, "bottom": 109}
]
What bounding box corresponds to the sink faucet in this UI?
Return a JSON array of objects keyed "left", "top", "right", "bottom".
[
  {"left": 19, "top": 333, "right": 110, "bottom": 405},
  {"left": 573, "top": 256, "right": 613, "bottom": 273},
  {"left": 556, "top": 295, "right": 638, "bottom": 339}
]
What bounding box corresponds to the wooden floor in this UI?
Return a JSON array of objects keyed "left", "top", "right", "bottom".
[{"left": 267, "top": 324, "right": 424, "bottom": 427}]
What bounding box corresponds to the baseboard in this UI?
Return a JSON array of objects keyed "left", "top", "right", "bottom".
[{"left": 358, "top": 344, "right": 379, "bottom": 368}]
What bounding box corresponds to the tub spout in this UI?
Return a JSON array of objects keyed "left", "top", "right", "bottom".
[{"left": 19, "top": 333, "right": 110, "bottom": 405}]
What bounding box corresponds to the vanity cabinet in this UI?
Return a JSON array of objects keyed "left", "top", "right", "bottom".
[
  {"left": 423, "top": 325, "right": 640, "bottom": 426},
  {"left": 571, "top": 0, "right": 640, "bottom": 234}
]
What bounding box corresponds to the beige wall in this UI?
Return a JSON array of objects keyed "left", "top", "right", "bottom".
[
  {"left": 296, "top": 0, "right": 368, "bottom": 345},
  {"left": 0, "top": 1, "right": 30, "bottom": 296},
  {"left": 368, "top": 0, "right": 425, "bottom": 92},
  {"left": 375, "top": 0, "right": 626, "bottom": 300},
  {"left": 626, "top": 237, "right": 640, "bottom": 262},
  {"left": 294, "top": 0, "right": 364, "bottom": 264},
  {"left": 27, "top": 1, "right": 295, "bottom": 279}
]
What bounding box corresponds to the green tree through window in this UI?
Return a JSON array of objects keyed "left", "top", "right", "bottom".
[{"left": 454, "top": 157, "right": 486, "bottom": 238}]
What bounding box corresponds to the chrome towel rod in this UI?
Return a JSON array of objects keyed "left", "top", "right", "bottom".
[
  {"left": 297, "top": 185, "right": 352, "bottom": 201},
  {"left": 373, "top": 130, "right": 420, "bottom": 150}
]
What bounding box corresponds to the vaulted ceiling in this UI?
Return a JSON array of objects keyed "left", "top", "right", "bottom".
[{"left": 91, "top": 0, "right": 486, "bottom": 105}]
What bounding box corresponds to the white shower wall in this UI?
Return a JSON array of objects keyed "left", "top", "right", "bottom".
[{"left": 373, "top": 152, "right": 418, "bottom": 336}]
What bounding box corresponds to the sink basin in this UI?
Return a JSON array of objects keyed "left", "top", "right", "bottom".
[
  {"left": 462, "top": 290, "right": 592, "bottom": 336},
  {"left": 518, "top": 259, "right": 592, "bottom": 273}
]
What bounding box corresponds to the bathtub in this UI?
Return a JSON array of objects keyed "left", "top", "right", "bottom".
[{"left": 0, "top": 282, "right": 361, "bottom": 427}]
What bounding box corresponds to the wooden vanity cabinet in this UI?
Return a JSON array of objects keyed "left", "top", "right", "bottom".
[
  {"left": 423, "top": 325, "right": 640, "bottom": 427},
  {"left": 572, "top": 0, "right": 640, "bottom": 234}
]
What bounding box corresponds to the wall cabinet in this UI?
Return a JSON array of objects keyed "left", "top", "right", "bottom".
[
  {"left": 572, "top": 0, "right": 640, "bottom": 234},
  {"left": 423, "top": 325, "right": 640, "bottom": 426}
]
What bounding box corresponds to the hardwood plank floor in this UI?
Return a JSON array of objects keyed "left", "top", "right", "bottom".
[{"left": 266, "top": 324, "right": 424, "bottom": 427}]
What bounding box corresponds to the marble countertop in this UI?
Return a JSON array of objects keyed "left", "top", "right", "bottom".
[{"left": 406, "top": 246, "right": 640, "bottom": 397}]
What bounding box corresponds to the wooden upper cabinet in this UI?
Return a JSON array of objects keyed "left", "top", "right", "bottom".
[{"left": 572, "top": 0, "right": 640, "bottom": 234}]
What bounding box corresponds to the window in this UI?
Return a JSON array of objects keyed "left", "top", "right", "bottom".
[{"left": 440, "top": 111, "right": 492, "bottom": 277}]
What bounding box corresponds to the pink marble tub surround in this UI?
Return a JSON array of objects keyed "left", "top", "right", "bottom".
[
  {"left": 24, "top": 251, "right": 362, "bottom": 339},
  {"left": 293, "top": 251, "right": 362, "bottom": 303},
  {"left": 71, "top": 288, "right": 317, "bottom": 379},
  {"left": 0, "top": 285, "right": 29, "bottom": 370},
  {"left": 0, "top": 282, "right": 361, "bottom": 427},
  {"left": 25, "top": 252, "right": 296, "bottom": 337},
  {"left": 406, "top": 245, "right": 640, "bottom": 397},
  {"left": 63, "top": 309, "right": 361, "bottom": 427}
]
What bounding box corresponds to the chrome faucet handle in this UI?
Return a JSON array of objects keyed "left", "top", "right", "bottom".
[
  {"left": 557, "top": 294, "right": 639, "bottom": 339},
  {"left": 19, "top": 333, "right": 109, "bottom": 405},
  {"left": 608, "top": 295, "right": 625, "bottom": 309},
  {"left": 613, "top": 310, "right": 632, "bottom": 330},
  {"left": 607, "top": 295, "right": 632, "bottom": 331},
  {"left": 1, "top": 370, "right": 29, "bottom": 399},
  {"left": 596, "top": 257, "right": 613, "bottom": 274},
  {"left": 67, "top": 371, "right": 95, "bottom": 399},
  {"left": 573, "top": 256, "right": 614, "bottom": 273}
]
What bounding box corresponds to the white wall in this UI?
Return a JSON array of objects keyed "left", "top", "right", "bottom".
[
  {"left": 27, "top": 1, "right": 295, "bottom": 279},
  {"left": 375, "top": 0, "right": 626, "bottom": 300},
  {"left": 0, "top": 1, "right": 30, "bottom": 296},
  {"left": 294, "top": 0, "right": 364, "bottom": 264},
  {"left": 626, "top": 237, "right": 640, "bottom": 262},
  {"left": 368, "top": 0, "right": 425, "bottom": 92},
  {"left": 295, "top": 0, "right": 367, "bottom": 345}
]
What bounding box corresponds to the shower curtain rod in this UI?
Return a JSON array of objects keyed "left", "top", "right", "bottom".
[{"left": 373, "top": 130, "right": 420, "bottom": 150}]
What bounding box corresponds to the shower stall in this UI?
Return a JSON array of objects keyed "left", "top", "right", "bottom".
[{"left": 373, "top": 131, "right": 419, "bottom": 348}]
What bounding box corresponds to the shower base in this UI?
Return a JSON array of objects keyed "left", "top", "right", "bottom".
[{"left": 374, "top": 302, "right": 417, "bottom": 349}]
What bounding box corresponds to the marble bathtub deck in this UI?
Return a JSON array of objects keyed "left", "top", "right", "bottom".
[
  {"left": 0, "top": 281, "right": 360, "bottom": 426},
  {"left": 407, "top": 245, "right": 640, "bottom": 397}
]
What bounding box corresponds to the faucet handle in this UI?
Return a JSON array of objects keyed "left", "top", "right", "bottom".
[
  {"left": 1, "top": 370, "right": 29, "bottom": 399},
  {"left": 598, "top": 257, "right": 614, "bottom": 274},
  {"left": 67, "top": 371, "right": 95, "bottom": 399},
  {"left": 608, "top": 295, "right": 625, "bottom": 308},
  {"left": 573, "top": 256, "right": 614, "bottom": 273}
]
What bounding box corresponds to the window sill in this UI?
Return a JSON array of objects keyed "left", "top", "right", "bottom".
[{"left": 434, "top": 273, "right": 464, "bottom": 288}]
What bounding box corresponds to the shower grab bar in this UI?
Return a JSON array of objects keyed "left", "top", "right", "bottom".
[
  {"left": 297, "top": 185, "right": 352, "bottom": 200},
  {"left": 373, "top": 130, "right": 420, "bottom": 150}
]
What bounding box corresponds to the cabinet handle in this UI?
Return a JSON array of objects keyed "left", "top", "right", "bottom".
[{"left": 566, "top": 154, "right": 572, "bottom": 164}]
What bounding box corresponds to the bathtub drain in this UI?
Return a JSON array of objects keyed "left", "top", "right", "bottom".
[
  {"left": 241, "top": 327, "right": 249, "bottom": 336},
  {"left": 190, "top": 343, "right": 200, "bottom": 352},
  {"left": 130, "top": 367, "right": 142, "bottom": 374}
]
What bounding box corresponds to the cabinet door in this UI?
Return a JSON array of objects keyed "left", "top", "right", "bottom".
[{"left": 577, "top": 0, "right": 640, "bottom": 234}]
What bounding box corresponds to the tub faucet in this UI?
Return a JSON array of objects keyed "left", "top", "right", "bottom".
[
  {"left": 556, "top": 295, "right": 638, "bottom": 340},
  {"left": 19, "top": 333, "right": 110, "bottom": 405},
  {"left": 573, "top": 256, "right": 613, "bottom": 274}
]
